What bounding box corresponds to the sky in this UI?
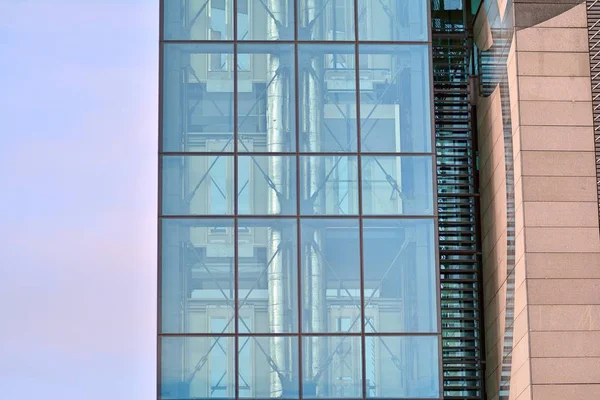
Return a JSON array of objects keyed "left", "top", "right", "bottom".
[{"left": 0, "top": 0, "right": 158, "bottom": 398}]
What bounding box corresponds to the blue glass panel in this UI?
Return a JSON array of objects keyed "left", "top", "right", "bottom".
[
  {"left": 164, "top": 0, "right": 234, "bottom": 40},
  {"left": 362, "top": 219, "right": 437, "bottom": 333},
  {"left": 162, "top": 155, "right": 234, "bottom": 215},
  {"left": 238, "top": 336, "right": 300, "bottom": 398},
  {"left": 238, "top": 0, "right": 294, "bottom": 40},
  {"left": 357, "top": 0, "right": 428, "bottom": 41},
  {"left": 303, "top": 336, "right": 362, "bottom": 398},
  {"left": 161, "top": 219, "right": 235, "bottom": 334},
  {"left": 367, "top": 336, "right": 439, "bottom": 398},
  {"left": 161, "top": 336, "right": 235, "bottom": 399},
  {"left": 298, "top": 0, "right": 355, "bottom": 40},
  {"left": 237, "top": 155, "right": 297, "bottom": 215},
  {"left": 300, "top": 156, "right": 358, "bottom": 215},
  {"left": 163, "top": 43, "right": 234, "bottom": 152},
  {"left": 237, "top": 43, "right": 296, "bottom": 152},
  {"left": 237, "top": 218, "right": 298, "bottom": 333},
  {"left": 298, "top": 44, "right": 358, "bottom": 152},
  {"left": 301, "top": 219, "right": 361, "bottom": 333},
  {"left": 358, "top": 45, "right": 431, "bottom": 153},
  {"left": 361, "top": 156, "right": 433, "bottom": 215}
]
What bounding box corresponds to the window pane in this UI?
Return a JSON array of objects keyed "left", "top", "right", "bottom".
[
  {"left": 239, "top": 0, "right": 294, "bottom": 40},
  {"left": 367, "top": 336, "right": 439, "bottom": 398},
  {"left": 237, "top": 155, "right": 297, "bottom": 215},
  {"left": 162, "top": 155, "right": 234, "bottom": 215},
  {"left": 238, "top": 336, "right": 300, "bottom": 398},
  {"left": 300, "top": 156, "right": 358, "bottom": 215},
  {"left": 362, "top": 219, "right": 437, "bottom": 332},
  {"left": 359, "top": 45, "right": 431, "bottom": 153},
  {"left": 298, "top": 0, "right": 355, "bottom": 40},
  {"left": 164, "top": 0, "right": 234, "bottom": 40},
  {"left": 238, "top": 43, "right": 296, "bottom": 153},
  {"left": 161, "top": 336, "right": 235, "bottom": 399},
  {"left": 303, "top": 336, "right": 362, "bottom": 398},
  {"left": 161, "top": 219, "right": 235, "bottom": 334},
  {"left": 298, "top": 44, "right": 358, "bottom": 152},
  {"left": 361, "top": 156, "right": 433, "bottom": 215},
  {"left": 238, "top": 219, "right": 298, "bottom": 333},
  {"left": 163, "top": 43, "right": 234, "bottom": 152},
  {"left": 301, "top": 219, "right": 361, "bottom": 333},
  {"left": 357, "top": 0, "right": 428, "bottom": 41}
]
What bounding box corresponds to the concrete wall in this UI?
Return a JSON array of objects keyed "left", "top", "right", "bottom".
[{"left": 476, "top": 1, "right": 600, "bottom": 399}]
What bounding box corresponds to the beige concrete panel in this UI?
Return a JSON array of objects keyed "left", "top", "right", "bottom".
[
  {"left": 532, "top": 385, "right": 600, "bottom": 400},
  {"left": 526, "top": 253, "right": 600, "bottom": 279},
  {"left": 515, "top": 385, "right": 532, "bottom": 400},
  {"left": 485, "top": 341, "right": 503, "bottom": 379},
  {"left": 511, "top": 332, "right": 531, "bottom": 376},
  {"left": 513, "top": 307, "right": 529, "bottom": 345},
  {"left": 520, "top": 126, "right": 595, "bottom": 152},
  {"left": 519, "top": 101, "right": 593, "bottom": 126},
  {"left": 528, "top": 279, "right": 600, "bottom": 305},
  {"left": 515, "top": 226, "right": 525, "bottom": 264},
  {"left": 525, "top": 227, "right": 600, "bottom": 253},
  {"left": 518, "top": 76, "right": 591, "bottom": 101},
  {"left": 484, "top": 257, "right": 508, "bottom": 307},
  {"left": 514, "top": 279, "right": 528, "bottom": 318},
  {"left": 523, "top": 202, "right": 599, "bottom": 227},
  {"left": 485, "top": 281, "right": 507, "bottom": 329},
  {"left": 510, "top": 360, "right": 532, "bottom": 399},
  {"left": 530, "top": 331, "right": 600, "bottom": 358},
  {"left": 473, "top": 6, "right": 493, "bottom": 51},
  {"left": 520, "top": 151, "right": 596, "bottom": 177},
  {"left": 529, "top": 305, "right": 600, "bottom": 331},
  {"left": 516, "top": 27, "right": 589, "bottom": 53},
  {"left": 485, "top": 308, "right": 507, "bottom": 357},
  {"left": 517, "top": 52, "right": 591, "bottom": 77},
  {"left": 515, "top": 255, "right": 526, "bottom": 290},
  {"left": 535, "top": 2, "right": 587, "bottom": 29},
  {"left": 521, "top": 176, "right": 598, "bottom": 202},
  {"left": 531, "top": 357, "right": 600, "bottom": 384}
]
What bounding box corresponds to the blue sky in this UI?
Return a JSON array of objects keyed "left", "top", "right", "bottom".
[{"left": 0, "top": 1, "right": 158, "bottom": 398}]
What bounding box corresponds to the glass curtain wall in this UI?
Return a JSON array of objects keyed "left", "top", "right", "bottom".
[{"left": 160, "top": 0, "right": 440, "bottom": 399}]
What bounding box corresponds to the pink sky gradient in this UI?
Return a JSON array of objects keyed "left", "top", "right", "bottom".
[{"left": 0, "top": 1, "right": 158, "bottom": 398}]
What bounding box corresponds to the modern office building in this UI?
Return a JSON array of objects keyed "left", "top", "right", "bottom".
[{"left": 158, "top": 1, "right": 600, "bottom": 400}]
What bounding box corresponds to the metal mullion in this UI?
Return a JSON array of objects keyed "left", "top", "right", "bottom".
[
  {"left": 157, "top": 0, "right": 165, "bottom": 397},
  {"left": 293, "top": 0, "right": 303, "bottom": 397},
  {"left": 353, "top": 0, "right": 366, "bottom": 398},
  {"left": 160, "top": 214, "right": 437, "bottom": 219},
  {"left": 159, "top": 331, "right": 440, "bottom": 338},
  {"left": 162, "top": 39, "right": 434, "bottom": 45},
  {"left": 233, "top": 0, "right": 239, "bottom": 399},
  {"left": 160, "top": 151, "right": 437, "bottom": 156}
]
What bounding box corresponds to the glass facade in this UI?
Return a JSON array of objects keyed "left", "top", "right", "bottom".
[{"left": 159, "top": 1, "right": 440, "bottom": 399}]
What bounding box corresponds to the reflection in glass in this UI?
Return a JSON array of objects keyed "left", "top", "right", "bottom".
[
  {"left": 163, "top": 0, "right": 233, "bottom": 40},
  {"left": 239, "top": 0, "right": 294, "bottom": 40},
  {"left": 357, "top": 0, "right": 428, "bottom": 41},
  {"left": 366, "top": 336, "right": 439, "bottom": 398},
  {"left": 303, "top": 336, "right": 362, "bottom": 398},
  {"left": 163, "top": 43, "right": 234, "bottom": 152},
  {"left": 298, "top": 44, "right": 357, "bottom": 152},
  {"left": 358, "top": 45, "right": 431, "bottom": 153},
  {"left": 361, "top": 156, "right": 433, "bottom": 215},
  {"left": 301, "top": 219, "right": 360, "bottom": 332},
  {"left": 238, "top": 336, "right": 300, "bottom": 398},
  {"left": 300, "top": 156, "right": 358, "bottom": 215},
  {"left": 237, "top": 219, "right": 298, "bottom": 333},
  {"left": 298, "top": 0, "right": 355, "bottom": 41},
  {"left": 161, "top": 336, "right": 235, "bottom": 399},
  {"left": 238, "top": 44, "right": 296, "bottom": 152},
  {"left": 161, "top": 219, "right": 235, "bottom": 334},
  {"left": 362, "top": 219, "right": 436, "bottom": 332},
  {"left": 162, "top": 155, "right": 234, "bottom": 215},
  {"left": 238, "top": 155, "right": 297, "bottom": 215}
]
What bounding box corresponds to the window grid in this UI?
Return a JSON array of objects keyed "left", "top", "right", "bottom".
[{"left": 159, "top": 0, "right": 440, "bottom": 399}]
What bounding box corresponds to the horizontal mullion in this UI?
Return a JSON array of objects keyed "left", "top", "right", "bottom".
[{"left": 159, "top": 332, "right": 441, "bottom": 337}]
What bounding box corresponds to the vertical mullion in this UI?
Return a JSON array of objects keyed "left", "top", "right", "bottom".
[
  {"left": 294, "top": 0, "right": 303, "bottom": 399},
  {"left": 353, "top": 0, "right": 366, "bottom": 399},
  {"left": 233, "top": 0, "right": 239, "bottom": 399}
]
